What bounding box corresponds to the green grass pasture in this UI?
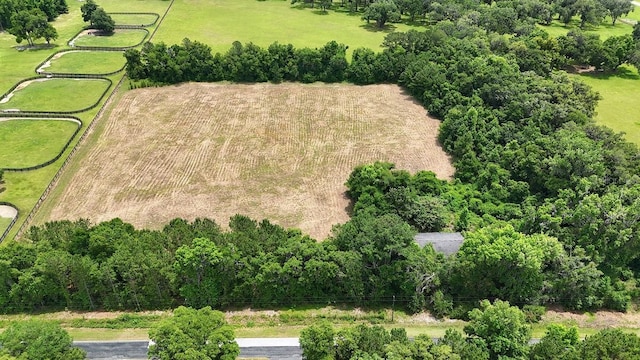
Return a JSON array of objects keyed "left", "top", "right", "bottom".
[
  {"left": 98, "top": 0, "right": 172, "bottom": 14},
  {"left": 0, "top": 0, "right": 85, "bottom": 93},
  {"left": 0, "top": 217, "right": 12, "bottom": 235},
  {"left": 0, "top": 119, "right": 79, "bottom": 168},
  {"left": 154, "top": 0, "right": 421, "bottom": 55},
  {"left": 110, "top": 13, "right": 159, "bottom": 27},
  {"left": 71, "top": 29, "right": 148, "bottom": 48},
  {"left": 539, "top": 19, "right": 633, "bottom": 39},
  {"left": 42, "top": 51, "right": 126, "bottom": 75},
  {"left": 577, "top": 65, "right": 640, "bottom": 145},
  {"left": 0, "top": 78, "right": 111, "bottom": 113}
]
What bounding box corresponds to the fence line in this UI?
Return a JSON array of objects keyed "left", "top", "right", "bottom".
[
  {"left": 0, "top": 202, "right": 18, "bottom": 243},
  {"left": 13, "top": 76, "right": 126, "bottom": 240},
  {"left": 12, "top": 1, "right": 176, "bottom": 240}
]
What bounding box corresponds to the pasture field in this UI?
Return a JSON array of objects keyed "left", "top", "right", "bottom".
[
  {"left": 539, "top": 17, "right": 635, "bottom": 38},
  {"left": 71, "top": 29, "right": 148, "bottom": 48},
  {"left": 0, "top": 1, "right": 85, "bottom": 93},
  {"left": 110, "top": 13, "right": 159, "bottom": 27},
  {"left": 0, "top": 78, "right": 111, "bottom": 113},
  {"left": 40, "top": 51, "right": 126, "bottom": 75},
  {"left": 0, "top": 119, "right": 79, "bottom": 168},
  {"left": 577, "top": 65, "right": 640, "bottom": 145},
  {"left": 42, "top": 83, "right": 454, "bottom": 240},
  {"left": 0, "top": 0, "right": 171, "bottom": 241},
  {"left": 0, "top": 217, "right": 12, "bottom": 233},
  {"left": 153, "top": 0, "right": 421, "bottom": 55}
]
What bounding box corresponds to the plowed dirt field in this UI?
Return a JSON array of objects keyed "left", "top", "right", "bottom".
[{"left": 46, "top": 83, "right": 454, "bottom": 239}]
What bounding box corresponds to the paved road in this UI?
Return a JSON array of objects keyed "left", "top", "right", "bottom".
[{"left": 74, "top": 338, "right": 302, "bottom": 360}]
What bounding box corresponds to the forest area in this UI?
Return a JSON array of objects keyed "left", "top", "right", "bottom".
[{"left": 0, "top": 0, "right": 640, "bottom": 356}]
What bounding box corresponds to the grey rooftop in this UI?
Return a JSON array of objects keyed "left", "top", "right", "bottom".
[{"left": 414, "top": 232, "right": 464, "bottom": 255}]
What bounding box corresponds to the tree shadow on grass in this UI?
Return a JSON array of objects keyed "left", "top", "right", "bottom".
[
  {"left": 14, "top": 43, "right": 58, "bottom": 52},
  {"left": 578, "top": 66, "right": 640, "bottom": 80},
  {"left": 311, "top": 9, "right": 330, "bottom": 15},
  {"left": 359, "top": 23, "right": 397, "bottom": 33}
]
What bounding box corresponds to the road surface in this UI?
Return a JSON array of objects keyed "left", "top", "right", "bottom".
[{"left": 74, "top": 338, "right": 302, "bottom": 360}]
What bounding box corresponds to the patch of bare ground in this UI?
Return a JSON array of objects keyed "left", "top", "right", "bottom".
[
  {"left": 543, "top": 309, "right": 640, "bottom": 329},
  {"left": 45, "top": 83, "right": 454, "bottom": 240}
]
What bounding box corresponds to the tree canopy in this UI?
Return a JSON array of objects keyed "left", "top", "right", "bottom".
[{"left": 148, "top": 306, "right": 239, "bottom": 360}]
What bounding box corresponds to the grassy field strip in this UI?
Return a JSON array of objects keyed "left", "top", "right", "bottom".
[
  {"left": 70, "top": 29, "right": 148, "bottom": 48},
  {"left": 154, "top": 0, "right": 421, "bottom": 56},
  {"left": 576, "top": 65, "right": 640, "bottom": 145},
  {"left": 0, "top": 119, "right": 79, "bottom": 168},
  {"left": 0, "top": 78, "right": 111, "bottom": 113},
  {"left": 110, "top": 13, "right": 159, "bottom": 27},
  {"left": 39, "top": 51, "right": 126, "bottom": 75},
  {"left": 54, "top": 323, "right": 640, "bottom": 341}
]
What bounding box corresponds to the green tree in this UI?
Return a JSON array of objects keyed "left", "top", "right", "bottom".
[
  {"left": 173, "top": 238, "right": 226, "bottom": 308},
  {"left": 362, "top": 0, "right": 401, "bottom": 28},
  {"left": 0, "top": 320, "right": 86, "bottom": 360},
  {"left": 601, "top": 0, "right": 633, "bottom": 24},
  {"left": 573, "top": 329, "right": 640, "bottom": 359},
  {"left": 148, "top": 306, "right": 239, "bottom": 360},
  {"left": 80, "top": 0, "right": 97, "bottom": 22},
  {"left": 529, "top": 324, "right": 579, "bottom": 360},
  {"left": 449, "top": 224, "right": 564, "bottom": 304},
  {"left": 90, "top": 7, "right": 114, "bottom": 34},
  {"left": 8, "top": 9, "right": 56, "bottom": 46},
  {"left": 464, "top": 300, "right": 531, "bottom": 360},
  {"left": 300, "top": 322, "right": 335, "bottom": 360}
]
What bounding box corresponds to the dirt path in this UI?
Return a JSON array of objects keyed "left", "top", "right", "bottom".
[{"left": 0, "top": 205, "right": 17, "bottom": 219}]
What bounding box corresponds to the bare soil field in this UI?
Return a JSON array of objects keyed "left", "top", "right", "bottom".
[{"left": 45, "top": 83, "right": 454, "bottom": 239}]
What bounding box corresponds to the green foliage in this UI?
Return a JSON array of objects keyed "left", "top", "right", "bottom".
[
  {"left": 300, "top": 322, "right": 334, "bottom": 360},
  {"left": 90, "top": 8, "right": 115, "bottom": 34},
  {"left": 362, "top": 0, "right": 401, "bottom": 28},
  {"left": 0, "top": 320, "right": 86, "bottom": 360},
  {"left": 573, "top": 328, "right": 640, "bottom": 359},
  {"left": 529, "top": 324, "right": 579, "bottom": 360},
  {"left": 148, "top": 306, "right": 239, "bottom": 360},
  {"left": 80, "top": 0, "right": 97, "bottom": 22},
  {"left": 8, "top": 9, "right": 57, "bottom": 46},
  {"left": 464, "top": 300, "right": 531, "bottom": 360},
  {"left": 448, "top": 224, "right": 564, "bottom": 305}
]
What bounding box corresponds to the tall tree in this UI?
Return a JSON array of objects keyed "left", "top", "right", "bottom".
[
  {"left": 362, "top": 0, "right": 401, "bottom": 28},
  {"left": 601, "top": 0, "right": 633, "bottom": 24},
  {"left": 80, "top": 0, "right": 97, "bottom": 22},
  {"left": 464, "top": 300, "right": 531, "bottom": 360},
  {"left": 90, "top": 7, "right": 114, "bottom": 34},
  {"left": 8, "top": 9, "right": 56, "bottom": 46},
  {"left": 0, "top": 320, "right": 86, "bottom": 360},
  {"left": 148, "top": 306, "right": 239, "bottom": 360}
]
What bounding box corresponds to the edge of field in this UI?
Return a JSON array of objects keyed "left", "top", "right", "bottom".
[
  {"left": 1, "top": 307, "right": 640, "bottom": 341},
  {"left": 30, "top": 80, "right": 131, "bottom": 226}
]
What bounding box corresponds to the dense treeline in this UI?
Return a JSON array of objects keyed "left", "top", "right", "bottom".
[
  {"left": 0, "top": 214, "right": 626, "bottom": 314},
  {"left": 300, "top": 301, "right": 640, "bottom": 359},
  {"left": 0, "top": 0, "right": 67, "bottom": 31},
  {"left": 125, "top": 27, "right": 640, "bottom": 85}
]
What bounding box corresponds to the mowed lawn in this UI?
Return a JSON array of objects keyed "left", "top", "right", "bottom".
[
  {"left": 577, "top": 66, "right": 640, "bottom": 145},
  {"left": 0, "top": 78, "right": 111, "bottom": 113},
  {"left": 154, "top": 0, "right": 422, "bottom": 54},
  {"left": 110, "top": 13, "right": 159, "bottom": 27},
  {"left": 0, "top": 119, "right": 78, "bottom": 168},
  {"left": 42, "top": 51, "right": 126, "bottom": 74},
  {"left": 71, "top": 29, "right": 148, "bottom": 48}
]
